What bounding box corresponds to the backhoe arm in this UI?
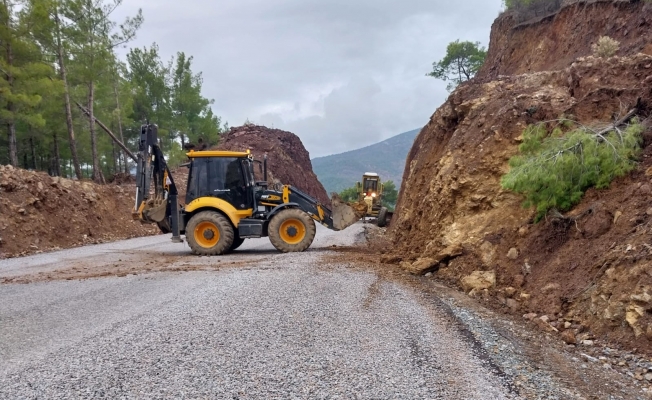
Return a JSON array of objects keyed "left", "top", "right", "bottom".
[{"left": 134, "top": 124, "right": 181, "bottom": 241}]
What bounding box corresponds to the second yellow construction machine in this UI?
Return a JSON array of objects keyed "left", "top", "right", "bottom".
[
  {"left": 356, "top": 172, "right": 389, "bottom": 227},
  {"left": 133, "top": 124, "right": 364, "bottom": 255}
]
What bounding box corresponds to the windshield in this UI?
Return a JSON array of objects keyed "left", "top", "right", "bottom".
[
  {"left": 186, "top": 157, "right": 251, "bottom": 209},
  {"left": 364, "top": 179, "right": 378, "bottom": 193}
]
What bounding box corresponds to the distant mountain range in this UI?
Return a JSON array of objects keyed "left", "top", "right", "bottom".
[{"left": 312, "top": 128, "right": 420, "bottom": 195}]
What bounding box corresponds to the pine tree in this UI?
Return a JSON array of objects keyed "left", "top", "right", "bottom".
[
  {"left": 0, "top": 0, "right": 52, "bottom": 166},
  {"left": 126, "top": 44, "right": 172, "bottom": 136},
  {"left": 64, "top": 0, "right": 142, "bottom": 182},
  {"left": 501, "top": 120, "right": 644, "bottom": 220},
  {"left": 170, "top": 52, "right": 222, "bottom": 147}
]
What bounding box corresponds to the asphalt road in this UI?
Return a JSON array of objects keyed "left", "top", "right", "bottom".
[{"left": 0, "top": 224, "right": 518, "bottom": 399}]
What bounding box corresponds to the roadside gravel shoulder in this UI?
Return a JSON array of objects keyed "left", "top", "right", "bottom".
[{"left": 325, "top": 227, "right": 652, "bottom": 399}]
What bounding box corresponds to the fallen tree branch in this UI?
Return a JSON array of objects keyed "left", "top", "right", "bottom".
[
  {"left": 595, "top": 107, "right": 638, "bottom": 137},
  {"left": 75, "top": 101, "right": 137, "bottom": 162}
]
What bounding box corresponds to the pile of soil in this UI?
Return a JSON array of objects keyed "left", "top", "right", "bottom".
[
  {"left": 214, "top": 125, "right": 330, "bottom": 205},
  {"left": 387, "top": 1, "right": 652, "bottom": 352},
  {"left": 0, "top": 165, "right": 158, "bottom": 259}
]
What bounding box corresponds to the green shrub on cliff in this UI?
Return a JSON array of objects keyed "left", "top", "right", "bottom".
[
  {"left": 501, "top": 120, "right": 644, "bottom": 220},
  {"left": 592, "top": 36, "right": 620, "bottom": 58},
  {"left": 503, "top": 0, "right": 563, "bottom": 21},
  {"left": 503, "top": 0, "right": 561, "bottom": 9}
]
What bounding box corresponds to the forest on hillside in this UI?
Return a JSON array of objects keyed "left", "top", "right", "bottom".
[{"left": 0, "top": 0, "right": 223, "bottom": 182}]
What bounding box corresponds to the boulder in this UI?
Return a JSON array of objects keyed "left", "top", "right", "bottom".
[
  {"left": 461, "top": 270, "right": 496, "bottom": 292},
  {"left": 561, "top": 330, "right": 577, "bottom": 345}
]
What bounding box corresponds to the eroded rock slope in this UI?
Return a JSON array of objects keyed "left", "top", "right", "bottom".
[{"left": 389, "top": 1, "right": 652, "bottom": 352}]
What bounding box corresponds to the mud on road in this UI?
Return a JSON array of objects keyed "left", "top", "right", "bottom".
[{"left": 0, "top": 224, "right": 649, "bottom": 399}]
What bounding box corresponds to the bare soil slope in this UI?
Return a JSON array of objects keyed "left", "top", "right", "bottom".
[
  {"left": 215, "top": 125, "right": 330, "bottom": 205},
  {"left": 479, "top": 0, "right": 652, "bottom": 80},
  {"left": 389, "top": 2, "right": 652, "bottom": 352},
  {"left": 0, "top": 165, "right": 157, "bottom": 258}
]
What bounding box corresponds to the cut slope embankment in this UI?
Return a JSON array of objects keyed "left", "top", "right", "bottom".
[{"left": 387, "top": 2, "right": 652, "bottom": 352}]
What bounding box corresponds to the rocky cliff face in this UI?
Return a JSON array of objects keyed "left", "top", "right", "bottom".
[
  {"left": 480, "top": 0, "right": 652, "bottom": 80},
  {"left": 390, "top": 2, "right": 652, "bottom": 351},
  {"left": 216, "top": 125, "right": 330, "bottom": 205}
]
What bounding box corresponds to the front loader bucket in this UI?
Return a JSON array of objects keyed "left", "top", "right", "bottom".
[{"left": 331, "top": 194, "right": 368, "bottom": 231}]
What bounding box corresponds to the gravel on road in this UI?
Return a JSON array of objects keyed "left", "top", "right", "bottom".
[
  {"left": 2, "top": 223, "right": 643, "bottom": 399},
  {"left": 0, "top": 224, "right": 520, "bottom": 399}
]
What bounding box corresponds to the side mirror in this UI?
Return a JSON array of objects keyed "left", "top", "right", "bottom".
[{"left": 356, "top": 182, "right": 361, "bottom": 191}]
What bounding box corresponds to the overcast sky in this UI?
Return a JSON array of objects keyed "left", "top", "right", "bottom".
[{"left": 114, "top": 0, "right": 503, "bottom": 158}]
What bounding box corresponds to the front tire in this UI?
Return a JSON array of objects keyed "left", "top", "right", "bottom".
[
  {"left": 268, "top": 208, "right": 316, "bottom": 253},
  {"left": 377, "top": 207, "right": 388, "bottom": 227},
  {"left": 186, "top": 211, "right": 234, "bottom": 255}
]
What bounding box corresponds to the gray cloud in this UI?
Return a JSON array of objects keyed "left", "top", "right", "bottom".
[{"left": 115, "top": 0, "right": 503, "bottom": 157}]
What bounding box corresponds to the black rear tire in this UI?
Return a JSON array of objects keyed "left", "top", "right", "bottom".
[
  {"left": 229, "top": 237, "right": 245, "bottom": 252},
  {"left": 268, "top": 208, "right": 316, "bottom": 253},
  {"left": 377, "top": 207, "right": 388, "bottom": 228}
]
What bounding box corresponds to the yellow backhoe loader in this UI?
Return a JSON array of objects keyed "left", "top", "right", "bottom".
[
  {"left": 356, "top": 172, "right": 390, "bottom": 227},
  {"left": 133, "top": 124, "right": 365, "bottom": 255}
]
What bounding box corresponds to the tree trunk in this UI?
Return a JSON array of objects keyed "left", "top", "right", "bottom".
[
  {"left": 53, "top": 132, "right": 61, "bottom": 176},
  {"left": 29, "top": 136, "right": 36, "bottom": 169},
  {"left": 87, "top": 80, "right": 104, "bottom": 184},
  {"left": 111, "top": 121, "right": 121, "bottom": 173},
  {"left": 112, "top": 71, "right": 128, "bottom": 173},
  {"left": 5, "top": 35, "right": 18, "bottom": 166},
  {"left": 457, "top": 58, "right": 462, "bottom": 85},
  {"left": 111, "top": 140, "right": 117, "bottom": 176},
  {"left": 6, "top": 124, "right": 17, "bottom": 166},
  {"left": 54, "top": 8, "right": 82, "bottom": 180}
]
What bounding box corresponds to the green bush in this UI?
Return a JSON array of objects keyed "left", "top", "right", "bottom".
[
  {"left": 592, "top": 36, "right": 620, "bottom": 58},
  {"left": 501, "top": 121, "right": 644, "bottom": 220}
]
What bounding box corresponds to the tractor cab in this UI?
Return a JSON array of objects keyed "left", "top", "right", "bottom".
[
  {"left": 184, "top": 151, "right": 257, "bottom": 211},
  {"left": 361, "top": 172, "right": 380, "bottom": 198}
]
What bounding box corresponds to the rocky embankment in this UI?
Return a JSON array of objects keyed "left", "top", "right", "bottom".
[
  {"left": 387, "top": 1, "right": 652, "bottom": 353},
  {"left": 0, "top": 165, "right": 157, "bottom": 258}
]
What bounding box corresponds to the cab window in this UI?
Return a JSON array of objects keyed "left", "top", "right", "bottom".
[{"left": 186, "top": 157, "right": 250, "bottom": 209}]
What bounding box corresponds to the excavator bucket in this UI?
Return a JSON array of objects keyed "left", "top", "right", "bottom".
[
  {"left": 330, "top": 193, "right": 368, "bottom": 231},
  {"left": 142, "top": 197, "right": 168, "bottom": 223}
]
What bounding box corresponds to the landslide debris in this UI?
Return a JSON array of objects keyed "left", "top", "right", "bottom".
[
  {"left": 388, "top": 1, "right": 652, "bottom": 353},
  {"left": 216, "top": 125, "right": 330, "bottom": 205},
  {"left": 0, "top": 165, "right": 157, "bottom": 259}
]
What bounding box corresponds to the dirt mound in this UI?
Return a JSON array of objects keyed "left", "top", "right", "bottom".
[
  {"left": 388, "top": 3, "right": 652, "bottom": 353},
  {"left": 0, "top": 165, "right": 158, "bottom": 258},
  {"left": 214, "top": 125, "right": 330, "bottom": 205}
]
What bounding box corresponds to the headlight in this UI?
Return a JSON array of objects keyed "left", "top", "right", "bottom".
[{"left": 371, "top": 193, "right": 377, "bottom": 198}]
